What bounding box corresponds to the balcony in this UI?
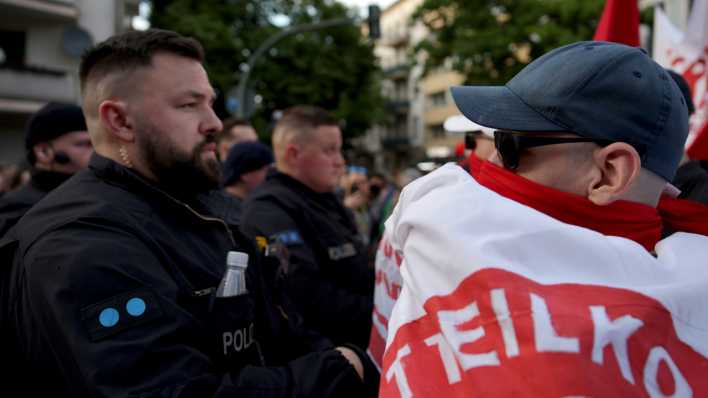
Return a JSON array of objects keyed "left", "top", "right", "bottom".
[
  {"left": 0, "top": 66, "right": 76, "bottom": 104},
  {"left": 383, "top": 63, "right": 409, "bottom": 80},
  {"left": 381, "top": 136, "right": 410, "bottom": 150},
  {"left": 383, "top": 31, "right": 409, "bottom": 47},
  {"left": 386, "top": 99, "right": 409, "bottom": 115},
  {"left": 0, "top": 0, "right": 79, "bottom": 22}
]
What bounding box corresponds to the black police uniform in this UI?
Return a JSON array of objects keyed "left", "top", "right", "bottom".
[
  {"left": 240, "top": 172, "right": 374, "bottom": 349},
  {"left": 197, "top": 189, "right": 339, "bottom": 367},
  {"left": 0, "top": 170, "right": 72, "bottom": 236},
  {"left": 3, "top": 154, "right": 373, "bottom": 397}
]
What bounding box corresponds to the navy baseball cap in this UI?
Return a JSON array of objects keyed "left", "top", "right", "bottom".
[
  {"left": 222, "top": 141, "right": 274, "bottom": 186},
  {"left": 451, "top": 41, "right": 689, "bottom": 181}
]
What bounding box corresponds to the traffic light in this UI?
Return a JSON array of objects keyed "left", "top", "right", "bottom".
[{"left": 368, "top": 5, "right": 381, "bottom": 39}]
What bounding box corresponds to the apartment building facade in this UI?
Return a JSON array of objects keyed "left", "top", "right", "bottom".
[
  {"left": 359, "top": 0, "right": 468, "bottom": 175},
  {"left": 360, "top": 0, "right": 694, "bottom": 176},
  {"left": 0, "top": 0, "right": 139, "bottom": 163},
  {"left": 358, "top": 0, "right": 422, "bottom": 174}
]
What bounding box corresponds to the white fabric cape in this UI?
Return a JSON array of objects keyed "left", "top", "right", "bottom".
[{"left": 372, "top": 164, "right": 708, "bottom": 398}]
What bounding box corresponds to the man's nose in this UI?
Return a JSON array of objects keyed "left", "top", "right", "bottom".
[{"left": 201, "top": 107, "right": 223, "bottom": 136}]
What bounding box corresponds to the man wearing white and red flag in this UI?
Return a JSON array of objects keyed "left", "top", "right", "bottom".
[
  {"left": 374, "top": 41, "right": 708, "bottom": 397},
  {"left": 367, "top": 0, "right": 645, "bottom": 370}
]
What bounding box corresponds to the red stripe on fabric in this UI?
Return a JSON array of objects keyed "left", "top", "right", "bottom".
[
  {"left": 475, "top": 159, "right": 662, "bottom": 251},
  {"left": 687, "top": 122, "right": 708, "bottom": 161},
  {"left": 380, "top": 269, "right": 708, "bottom": 397},
  {"left": 659, "top": 195, "right": 708, "bottom": 236}
]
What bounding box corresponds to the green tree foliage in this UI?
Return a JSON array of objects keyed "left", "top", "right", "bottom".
[
  {"left": 150, "top": 0, "right": 384, "bottom": 139},
  {"left": 413, "top": 0, "right": 608, "bottom": 84}
]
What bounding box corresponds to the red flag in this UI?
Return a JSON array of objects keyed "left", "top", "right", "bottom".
[
  {"left": 687, "top": 123, "right": 708, "bottom": 159},
  {"left": 593, "top": 0, "right": 640, "bottom": 46},
  {"left": 653, "top": 2, "right": 708, "bottom": 160}
]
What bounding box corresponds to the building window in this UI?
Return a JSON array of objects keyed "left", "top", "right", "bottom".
[
  {"left": 0, "top": 30, "right": 26, "bottom": 68},
  {"left": 430, "top": 124, "right": 445, "bottom": 138},
  {"left": 429, "top": 91, "right": 446, "bottom": 107},
  {"left": 394, "top": 81, "right": 406, "bottom": 101}
]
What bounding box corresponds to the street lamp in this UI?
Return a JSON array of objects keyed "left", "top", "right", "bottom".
[{"left": 233, "top": 5, "right": 381, "bottom": 118}]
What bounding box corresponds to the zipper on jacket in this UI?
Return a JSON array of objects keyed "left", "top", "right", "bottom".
[
  {"left": 122, "top": 166, "right": 237, "bottom": 248},
  {"left": 157, "top": 192, "right": 239, "bottom": 297},
  {"left": 178, "top": 201, "right": 237, "bottom": 248}
]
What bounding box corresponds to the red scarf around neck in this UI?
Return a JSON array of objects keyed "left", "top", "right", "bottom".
[{"left": 463, "top": 154, "right": 708, "bottom": 251}]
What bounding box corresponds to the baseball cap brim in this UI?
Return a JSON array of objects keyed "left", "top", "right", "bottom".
[
  {"left": 451, "top": 85, "right": 566, "bottom": 133},
  {"left": 443, "top": 115, "right": 494, "bottom": 138}
]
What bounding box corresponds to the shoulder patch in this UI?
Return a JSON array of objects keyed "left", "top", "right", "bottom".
[
  {"left": 255, "top": 236, "right": 268, "bottom": 252},
  {"left": 81, "top": 288, "right": 164, "bottom": 341},
  {"left": 271, "top": 230, "right": 304, "bottom": 246}
]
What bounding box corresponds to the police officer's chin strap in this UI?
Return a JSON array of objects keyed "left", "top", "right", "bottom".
[{"left": 119, "top": 145, "right": 134, "bottom": 168}]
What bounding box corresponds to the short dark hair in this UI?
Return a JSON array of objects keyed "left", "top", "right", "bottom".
[
  {"left": 272, "top": 106, "right": 340, "bottom": 163},
  {"left": 79, "top": 29, "right": 204, "bottom": 92},
  {"left": 276, "top": 106, "right": 338, "bottom": 134},
  {"left": 666, "top": 69, "right": 695, "bottom": 116}
]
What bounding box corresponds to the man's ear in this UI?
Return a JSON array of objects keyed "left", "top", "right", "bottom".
[
  {"left": 587, "top": 142, "right": 641, "bottom": 205},
  {"left": 33, "top": 143, "right": 53, "bottom": 164},
  {"left": 98, "top": 100, "right": 135, "bottom": 143},
  {"left": 283, "top": 143, "right": 300, "bottom": 164}
]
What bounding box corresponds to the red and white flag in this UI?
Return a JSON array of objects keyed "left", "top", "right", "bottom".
[
  {"left": 593, "top": 0, "right": 640, "bottom": 46},
  {"left": 653, "top": 1, "right": 708, "bottom": 160},
  {"left": 377, "top": 164, "right": 708, "bottom": 397},
  {"left": 367, "top": 233, "right": 402, "bottom": 371}
]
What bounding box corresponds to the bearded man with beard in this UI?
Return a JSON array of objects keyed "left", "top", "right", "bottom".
[{"left": 0, "top": 29, "right": 378, "bottom": 398}]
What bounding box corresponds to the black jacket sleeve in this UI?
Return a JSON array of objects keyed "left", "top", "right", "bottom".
[
  {"left": 240, "top": 200, "right": 373, "bottom": 349},
  {"left": 674, "top": 160, "right": 708, "bottom": 206},
  {"left": 0, "top": 198, "right": 34, "bottom": 238},
  {"left": 14, "top": 221, "right": 365, "bottom": 398}
]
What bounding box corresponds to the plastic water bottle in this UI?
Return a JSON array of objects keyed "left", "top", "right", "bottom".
[{"left": 215, "top": 251, "right": 249, "bottom": 297}]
